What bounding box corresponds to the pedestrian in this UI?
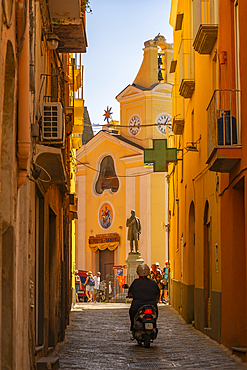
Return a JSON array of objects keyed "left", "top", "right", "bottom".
[
  {"left": 84, "top": 271, "right": 94, "bottom": 302},
  {"left": 75, "top": 269, "right": 82, "bottom": 303},
  {"left": 161, "top": 261, "right": 169, "bottom": 304},
  {"left": 155, "top": 261, "right": 162, "bottom": 273},
  {"left": 93, "top": 271, "right": 101, "bottom": 302},
  {"left": 150, "top": 263, "right": 163, "bottom": 303}
]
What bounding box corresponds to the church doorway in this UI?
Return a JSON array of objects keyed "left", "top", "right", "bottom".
[
  {"left": 99, "top": 249, "right": 114, "bottom": 280},
  {"left": 204, "top": 201, "right": 211, "bottom": 328}
]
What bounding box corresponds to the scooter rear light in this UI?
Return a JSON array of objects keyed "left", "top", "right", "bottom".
[
  {"left": 144, "top": 309, "right": 153, "bottom": 314},
  {"left": 146, "top": 318, "right": 151, "bottom": 320}
]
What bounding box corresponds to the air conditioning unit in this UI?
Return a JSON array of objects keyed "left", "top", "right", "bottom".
[{"left": 42, "top": 102, "right": 63, "bottom": 140}]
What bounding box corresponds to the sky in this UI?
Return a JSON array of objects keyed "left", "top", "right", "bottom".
[{"left": 81, "top": 0, "right": 173, "bottom": 133}]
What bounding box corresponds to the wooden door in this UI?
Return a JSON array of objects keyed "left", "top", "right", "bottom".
[{"left": 99, "top": 249, "right": 114, "bottom": 281}]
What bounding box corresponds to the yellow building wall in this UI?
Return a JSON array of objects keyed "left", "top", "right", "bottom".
[
  {"left": 150, "top": 173, "right": 167, "bottom": 266},
  {"left": 169, "top": 0, "right": 221, "bottom": 331}
]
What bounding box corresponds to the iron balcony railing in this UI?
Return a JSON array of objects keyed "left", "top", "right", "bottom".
[
  {"left": 40, "top": 73, "right": 65, "bottom": 108},
  {"left": 206, "top": 89, "right": 241, "bottom": 158}
]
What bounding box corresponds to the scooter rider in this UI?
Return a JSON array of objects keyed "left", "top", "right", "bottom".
[{"left": 128, "top": 264, "right": 160, "bottom": 331}]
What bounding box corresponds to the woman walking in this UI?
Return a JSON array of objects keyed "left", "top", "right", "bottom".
[{"left": 84, "top": 271, "right": 94, "bottom": 302}]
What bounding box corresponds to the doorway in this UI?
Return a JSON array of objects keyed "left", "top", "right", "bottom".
[
  {"left": 189, "top": 201, "right": 195, "bottom": 286},
  {"left": 35, "top": 189, "right": 44, "bottom": 345},
  {"left": 204, "top": 201, "right": 211, "bottom": 328},
  {"left": 49, "top": 208, "right": 57, "bottom": 347},
  {"left": 99, "top": 249, "right": 114, "bottom": 281},
  {"left": 231, "top": 177, "right": 246, "bottom": 344}
]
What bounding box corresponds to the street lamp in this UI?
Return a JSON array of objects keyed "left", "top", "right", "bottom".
[{"left": 46, "top": 33, "right": 60, "bottom": 50}]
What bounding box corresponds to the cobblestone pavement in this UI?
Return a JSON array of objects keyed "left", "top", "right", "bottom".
[{"left": 54, "top": 303, "right": 247, "bottom": 370}]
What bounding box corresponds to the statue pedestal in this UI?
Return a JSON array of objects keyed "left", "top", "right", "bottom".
[{"left": 125, "top": 252, "right": 144, "bottom": 286}]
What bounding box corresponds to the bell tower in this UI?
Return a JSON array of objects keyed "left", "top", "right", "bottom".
[{"left": 116, "top": 34, "right": 174, "bottom": 148}]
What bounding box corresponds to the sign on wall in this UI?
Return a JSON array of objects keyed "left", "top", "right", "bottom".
[{"left": 89, "top": 232, "right": 120, "bottom": 252}]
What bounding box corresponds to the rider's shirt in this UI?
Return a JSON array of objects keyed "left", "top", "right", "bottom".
[{"left": 129, "top": 277, "right": 160, "bottom": 310}]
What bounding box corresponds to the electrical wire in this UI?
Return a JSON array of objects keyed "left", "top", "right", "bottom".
[
  {"left": 192, "top": 165, "right": 209, "bottom": 182},
  {"left": 74, "top": 157, "right": 153, "bottom": 178},
  {"left": 85, "top": 122, "right": 172, "bottom": 128}
]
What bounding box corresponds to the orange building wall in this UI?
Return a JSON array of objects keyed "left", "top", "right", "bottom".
[{"left": 220, "top": 0, "right": 247, "bottom": 353}]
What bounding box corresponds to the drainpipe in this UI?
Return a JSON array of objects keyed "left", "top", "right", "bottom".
[{"left": 16, "top": 0, "right": 31, "bottom": 188}]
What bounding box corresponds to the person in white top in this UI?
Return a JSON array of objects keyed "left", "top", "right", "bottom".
[{"left": 93, "top": 271, "right": 101, "bottom": 302}]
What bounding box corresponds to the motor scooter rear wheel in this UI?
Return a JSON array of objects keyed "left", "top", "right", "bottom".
[{"left": 144, "top": 334, "right": 151, "bottom": 348}]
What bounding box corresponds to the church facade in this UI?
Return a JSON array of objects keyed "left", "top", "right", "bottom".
[{"left": 76, "top": 35, "right": 173, "bottom": 278}]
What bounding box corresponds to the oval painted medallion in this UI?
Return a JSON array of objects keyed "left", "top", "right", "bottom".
[{"left": 99, "top": 203, "right": 113, "bottom": 229}]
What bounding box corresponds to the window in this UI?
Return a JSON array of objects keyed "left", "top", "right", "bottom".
[{"left": 95, "top": 156, "right": 119, "bottom": 194}]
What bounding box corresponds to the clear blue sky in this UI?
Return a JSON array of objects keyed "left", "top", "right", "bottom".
[{"left": 81, "top": 0, "right": 173, "bottom": 132}]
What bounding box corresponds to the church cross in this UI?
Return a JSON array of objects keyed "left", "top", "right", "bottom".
[{"left": 144, "top": 139, "right": 177, "bottom": 172}]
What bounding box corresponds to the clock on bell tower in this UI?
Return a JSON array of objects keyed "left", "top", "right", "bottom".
[{"left": 116, "top": 34, "right": 173, "bottom": 148}]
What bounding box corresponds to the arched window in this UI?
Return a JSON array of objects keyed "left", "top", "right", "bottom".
[{"left": 95, "top": 156, "right": 119, "bottom": 194}]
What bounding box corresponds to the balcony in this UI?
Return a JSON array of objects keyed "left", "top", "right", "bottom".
[
  {"left": 33, "top": 144, "right": 68, "bottom": 190},
  {"left": 178, "top": 39, "right": 195, "bottom": 99},
  {"left": 49, "top": 0, "right": 82, "bottom": 19},
  {"left": 193, "top": 0, "right": 218, "bottom": 54},
  {"left": 206, "top": 89, "right": 241, "bottom": 172},
  {"left": 71, "top": 134, "right": 82, "bottom": 149},
  {"left": 172, "top": 88, "right": 185, "bottom": 135},
  {"left": 67, "top": 61, "right": 84, "bottom": 136},
  {"left": 52, "top": 16, "right": 87, "bottom": 53},
  {"left": 172, "top": 118, "right": 185, "bottom": 135},
  {"left": 68, "top": 64, "right": 82, "bottom": 92}
]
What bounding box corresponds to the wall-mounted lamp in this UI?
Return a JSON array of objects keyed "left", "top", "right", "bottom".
[
  {"left": 90, "top": 229, "right": 93, "bottom": 233},
  {"left": 184, "top": 142, "right": 199, "bottom": 152},
  {"left": 46, "top": 33, "right": 60, "bottom": 50},
  {"left": 184, "top": 135, "right": 201, "bottom": 152}
]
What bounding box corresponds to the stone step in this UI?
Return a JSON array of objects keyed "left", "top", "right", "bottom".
[{"left": 36, "top": 356, "right": 59, "bottom": 370}]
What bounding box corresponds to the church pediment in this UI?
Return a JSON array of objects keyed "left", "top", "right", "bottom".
[
  {"left": 76, "top": 130, "right": 143, "bottom": 161},
  {"left": 116, "top": 84, "right": 144, "bottom": 102}
]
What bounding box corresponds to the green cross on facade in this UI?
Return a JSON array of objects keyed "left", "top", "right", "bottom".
[{"left": 144, "top": 139, "right": 177, "bottom": 172}]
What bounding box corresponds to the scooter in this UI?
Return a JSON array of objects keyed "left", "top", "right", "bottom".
[{"left": 132, "top": 304, "right": 158, "bottom": 348}]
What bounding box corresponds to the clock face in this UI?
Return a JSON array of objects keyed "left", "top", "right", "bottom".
[
  {"left": 156, "top": 113, "right": 172, "bottom": 135},
  {"left": 128, "top": 115, "right": 141, "bottom": 136}
]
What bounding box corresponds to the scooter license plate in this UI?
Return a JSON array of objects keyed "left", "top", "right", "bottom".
[{"left": 145, "top": 322, "right": 153, "bottom": 330}]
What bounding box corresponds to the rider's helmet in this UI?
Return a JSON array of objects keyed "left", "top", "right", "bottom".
[{"left": 136, "top": 264, "right": 150, "bottom": 277}]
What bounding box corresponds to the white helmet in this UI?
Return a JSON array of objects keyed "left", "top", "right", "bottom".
[{"left": 136, "top": 264, "right": 150, "bottom": 277}]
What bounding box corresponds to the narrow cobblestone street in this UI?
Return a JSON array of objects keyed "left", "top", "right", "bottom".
[{"left": 54, "top": 303, "right": 247, "bottom": 369}]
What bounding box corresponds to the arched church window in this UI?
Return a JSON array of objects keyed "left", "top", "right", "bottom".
[{"left": 95, "top": 156, "right": 119, "bottom": 194}]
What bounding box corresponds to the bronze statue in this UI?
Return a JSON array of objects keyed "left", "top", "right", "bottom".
[{"left": 126, "top": 210, "right": 141, "bottom": 253}]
